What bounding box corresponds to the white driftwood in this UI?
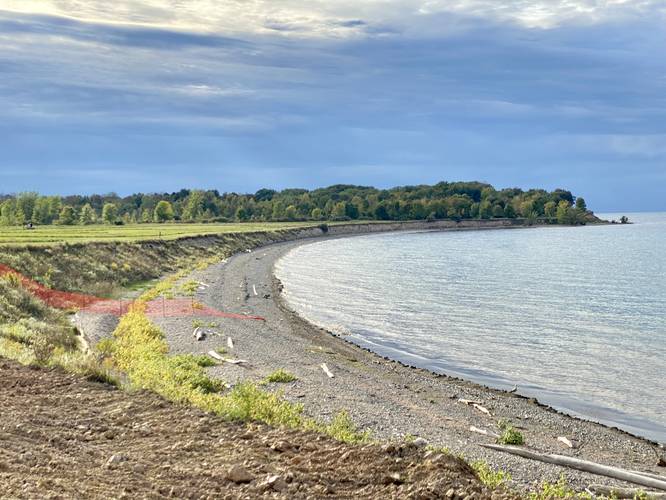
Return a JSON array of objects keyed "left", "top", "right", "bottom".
[
  {"left": 208, "top": 350, "right": 224, "bottom": 362},
  {"left": 557, "top": 436, "right": 574, "bottom": 448},
  {"left": 227, "top": 337, "right": 234, "bottom": 349},
  {"left": 589, "top": 484, "right": 666, "bottom": 499},
  {"left": 320, "top": 363, "right": 334, "bottom": 378},
  {"left": 472, "top": 403, "right": 492, "bottom": 417},
  {"left": 193, "top": 327, "right": 205, "bottom": 341},
  {"left": 223, "top": 358, "right": 248, "bottom": 365},
  {"left": 458, "top": 398, "right": 482, "bottom": 405},
  {"left": 480, "top": 444, "right": 666, "bottom": 491},
  {"left": 252, "top": 285, "right": 258, "bottom": 296},
  {"left": 470, "top": 426, "right": 500, "bottom": 438}
]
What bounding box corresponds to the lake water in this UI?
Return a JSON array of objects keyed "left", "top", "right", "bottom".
[{"left": 275, "top": 213, "right": 666, "bottom": 443}]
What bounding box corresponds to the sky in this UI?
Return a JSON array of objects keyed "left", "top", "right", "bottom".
[{"left": 0, "top": 1, "right": 665, "bottom": 211}]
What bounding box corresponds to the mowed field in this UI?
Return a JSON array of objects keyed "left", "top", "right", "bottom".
[{"left": 0, "top": 222, "right": 319, "bottom": 246}]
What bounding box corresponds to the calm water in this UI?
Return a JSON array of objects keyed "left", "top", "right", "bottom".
[{"left": 275, "top": 213, "right": 666, "bottom": 443}]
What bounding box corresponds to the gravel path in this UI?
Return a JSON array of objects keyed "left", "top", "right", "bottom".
[{"left": 84, "top": 232, "right": 666, "bottom": 494}]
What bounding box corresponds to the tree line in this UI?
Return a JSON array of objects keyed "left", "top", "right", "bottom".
[{"left": 0, "top": 182, "right": 593, "bottom": 226}]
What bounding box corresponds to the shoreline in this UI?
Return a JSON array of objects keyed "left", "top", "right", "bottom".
[
  {"left": 147, "top": 226, "right": 664, "bottom": 492},
  {"left": 273, "top": 232, "right": 664, "bottom": 446},
  {"left": 76, "top": 221, "right": 664, "bottom": 492}
]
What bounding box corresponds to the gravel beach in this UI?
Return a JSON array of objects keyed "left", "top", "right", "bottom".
[{"left": 82, "top": 229, "right": 666, "bottom": 494}]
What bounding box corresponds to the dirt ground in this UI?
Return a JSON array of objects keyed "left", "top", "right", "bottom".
[{"left": 0, "top": 359, "right": 514, "bottom": 499}]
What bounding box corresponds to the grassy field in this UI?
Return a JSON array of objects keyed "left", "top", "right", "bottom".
[{"left": 0, "top": 222, "right": 321, "bottom": 246}]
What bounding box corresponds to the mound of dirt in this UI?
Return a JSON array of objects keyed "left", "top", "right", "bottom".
[{"left": 0, "top": 360, "right": 514, "bottom": 499}]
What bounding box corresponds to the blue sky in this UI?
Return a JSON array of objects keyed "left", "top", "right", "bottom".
[{"left": 0, "top": 1, "right": 664, "bottom": 211}]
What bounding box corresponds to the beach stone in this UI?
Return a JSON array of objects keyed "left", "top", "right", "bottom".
[
  {"left": 413, "top": 437, "right": 428, "bottom": 448},
  {"left": 259, "top": 474, "right": 287, "bottom": 492},
  {"left": 226, "top": 464, "right": 254, "bottom": 483},
  {"left": 270, "top": 440, "right": 292, "bottom": 452},
  {"left": 105, "top": 454, "right": 128, "bottom": 468}
]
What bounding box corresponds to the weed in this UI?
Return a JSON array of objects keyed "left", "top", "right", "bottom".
[
  {"left": 180, "top": 280, "right": 198, "bottom": 296},
  {"left": 263, "top": 369, "right": 298, "bottom": 384},
  {"left": 497, "top": 420, "right": 524, "bottom": 445},
  {"left": 528, "top": 475, "right": 591, "bottom": 499},
  {"left": 107, "top": 303, "right": 370, "bottom": 443},
  {"left": 472, "top": 461, "right": 512, "bottom": 489},
  {"left": 316, "top": 410, "right": 371, "bottom": 444}
]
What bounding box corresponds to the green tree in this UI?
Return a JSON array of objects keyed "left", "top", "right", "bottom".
[
  {"left": 33, "top": 197, "right": 53, "bottom": 224},
  {"left": 153, "top": 200, "right": 174, "bottom": 222},
  {"left": 544, "top": 201, "right": 557, "bottom": 218},
  {"left": 556, "top": 201, "right": 579, "bottom": 225},
  {"left": 182, "top": 190, "right": 205, "bottom": 221},
  {"left": 79, "top": 203, "right": 96, "bottom": 225},
  {"left": 141, "top": 209, "right": 152, "bottom": 223},
  {"left": 478, "top": 201, "right": 492, "bottom": 219},
  {"left": 57, "top": 206, "right": 76, "bottom": 225},
  {"left": 284, "top": 205, "right": 298, "bottom": 221},
  {"left": 374, "top": 203, "right": 390, "bottom": 220},
  {"left": 332, "top": 202, "right": 347, "bottom": 219},
  {"left": 311, "top": 207, "right": 323, "bottom": 220},
  {"left": 102, "top": 203, "right": 118, "bottom": 224},
  {"left": 520, "top": 200, "right": 535, "bottom": 218},
  {"left": 345, "top": 202, "right": 360, "bottom": 219},
  {"left": 235, "top": 206, "right": 249, "bottom": 221},
  {"left": 15, "top": 192, "right": 38, "bottom": 224},
  {"left": 0, "top": 200, "right": 16, "bottom": 226},
  {"left": 575, "top": 197, "right": 587, "bottom": 212}
]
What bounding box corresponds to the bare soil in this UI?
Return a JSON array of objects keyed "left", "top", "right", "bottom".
[{"left": 0, "top": 359, "right": 510, "bottom": 499}]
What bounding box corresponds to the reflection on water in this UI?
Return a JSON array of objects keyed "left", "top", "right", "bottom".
[{"left": 276, "top": 213, "right": 666, "bottom": 443}]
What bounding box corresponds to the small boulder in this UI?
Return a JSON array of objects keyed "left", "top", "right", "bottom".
[
  {"left": 413, "top": 437, "right": 428, "bottom": 448},
  {"left": 226, "top": 464, "right": 254, "bottom": 483}
]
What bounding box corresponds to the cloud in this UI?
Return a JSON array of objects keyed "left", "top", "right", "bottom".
[
  {"left": 0, "top": 3, "right": 664, "bottom": 209},
  {"left": 2, "top": 1, "right": 665, "bottom": 38}
]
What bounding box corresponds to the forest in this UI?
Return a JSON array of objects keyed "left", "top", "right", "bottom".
[{"left": 0, "top": 181, "right": 591, "bottom": 226}]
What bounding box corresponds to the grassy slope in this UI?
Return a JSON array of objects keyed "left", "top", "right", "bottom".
[
  {"left": 0, "top": 227, "right": 316, "bottom": 296},
  {"left": 0, "top": 222, "right": 316, "bottom": 246}
]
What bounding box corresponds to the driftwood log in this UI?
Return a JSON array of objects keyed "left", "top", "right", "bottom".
[
  {"left": 470, "top": 426, "right": 500, "bottom": 438},
  {"left": 320, "top": 363, "right": 334, "bottom": 378},
  {"left": 588, "top": 484, "right": 666, "bottom": 499},
  {"left": 481, "top": 444, "right": 666, "bottom": 491}
]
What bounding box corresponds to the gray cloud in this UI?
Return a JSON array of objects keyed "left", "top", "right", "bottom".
[{"left": 0, "top": 5, "right": 664, "bottom": 210}]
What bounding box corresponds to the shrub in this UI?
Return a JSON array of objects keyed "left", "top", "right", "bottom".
[{"left": 497, "top": 420, "right": 524, "bottom": 445}]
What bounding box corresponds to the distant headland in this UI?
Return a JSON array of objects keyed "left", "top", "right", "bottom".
[{"left": 0, "top": 181, "right": 604, "bottom": 226}]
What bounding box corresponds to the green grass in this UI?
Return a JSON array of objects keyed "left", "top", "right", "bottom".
[
  {"left": 0, "top": 275, "right": 119, "bottom": 386},
  {"left": 107, "top": 297, "right": 369, "bottom": 443},
  {"left": 528, "top": 475, "right": 592, "bottom": 499},
  {"left": 263, "top": 369, "right": 298, "bottom": 384},
  {"left": 0, "top": 221, "right": 371, "bottom": 246},
  {"left": 471, "top": 461, "right": 512, "bottom": 489}
]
